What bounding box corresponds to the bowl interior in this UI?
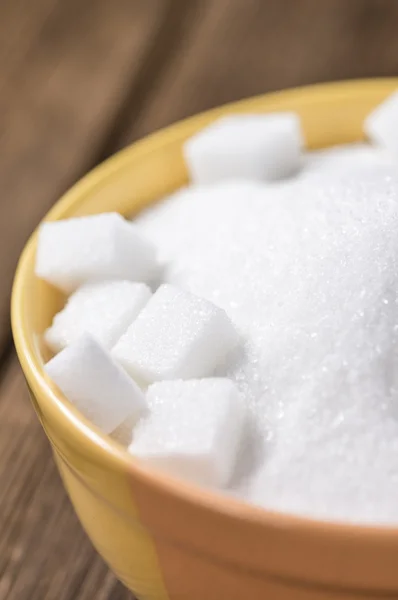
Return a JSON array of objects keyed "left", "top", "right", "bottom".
[{"left": 11, "top": 77, "right": 398, "bottom": 512}]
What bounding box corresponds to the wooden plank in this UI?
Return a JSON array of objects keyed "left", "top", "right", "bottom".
[
  {"left": 0, "top": 0, "right": 168, "bottom": 353},
  {"left": 114, "top": 0, "right": 398, "bottom": 150},
  {"left": 96, "top": 0, "right": 200, "bottom": 162},
  {"left": 0, "top": 358, "right": 132, "bottom": 599},
  {"left": 0, "top": 0, "right": 59, "bottom": 89}
]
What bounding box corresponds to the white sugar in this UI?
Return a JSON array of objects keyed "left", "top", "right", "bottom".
[
  {"left": 303, "top": 143, "right": 394, "bottom": 179},
  {"left": 134, "top": 157, "right": 398, "bottom": 524},
  {"left": 112, "top": 283, "right": 238, "bottom": 384},
  {"left": 45, "top": 280, "right": 151, "bottom": 352},
  {"left": 45, "top": 333, "right": 147, "bottom": 434},
  {"left": 184, "top": 113, "right": 303, "bottom": 184},
  {"left": 129, "top": 378, "right": 245, "bottom": 487},
  {"left": 36, "top": 213, "right": 159, "bottom": 293},
  {"left": 365, "top": 90, "right": 398, "bottom": 154}
]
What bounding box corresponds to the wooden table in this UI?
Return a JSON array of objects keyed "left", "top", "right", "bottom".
[{"left": 1, "top": 1, "right": 398, "bottom": 598}]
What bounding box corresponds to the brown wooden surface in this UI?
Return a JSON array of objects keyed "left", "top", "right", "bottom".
[{"left": 1, "top": 1, "right": 398, "bottom": 598}]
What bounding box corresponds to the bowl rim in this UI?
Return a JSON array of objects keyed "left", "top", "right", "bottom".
[{"left": 11, "top": 77, "right": 398, "bottom": 544}]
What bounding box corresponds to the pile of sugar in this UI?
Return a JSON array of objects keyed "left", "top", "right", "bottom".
[
  {"left": 134, "top": 146, "right": 398, "bottom": 524},
  {"left": 302, "top": 142, "right": 395, "bottom": 177}
]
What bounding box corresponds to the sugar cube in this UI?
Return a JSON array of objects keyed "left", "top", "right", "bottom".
[
  {"left": 45, "top": 333, "right": 147, "bottom": 433},
  {"left": 36, "top": 212, "right": 159, "bottom": 293},
  {"left": 109, "top": 413, "right": 137, "bottom": 446},
  {"left": 44, "top": 280, "right": 151, "bottom": 353},
  {"left": 183, "top": 113, "right": 303, "bottom": 184},
  {"left": 364, "top": 90, "right": 398, "bottom": 154},
  {"left": 129, "top": 378, "right": 246, "bottom": 487},
  {"left": 112, "top": 284, "right": 239, "bottom": 383}
]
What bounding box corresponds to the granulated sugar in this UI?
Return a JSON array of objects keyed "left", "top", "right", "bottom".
[
  {"left": 303, "top": 142, "right": 394, "bottom": 178},
  {"left": 134, "top": 148, "right": 398, "bottom": 524}
]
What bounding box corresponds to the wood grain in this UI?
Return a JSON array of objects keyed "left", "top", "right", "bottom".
[
  {"left": 0, "top": 0, "right": 168, "bottom": 352},
  {"left": 2, "top": 0, "right": 398, "bottom": 598},
  {"left": 114, "top": 0, "right": 398, "bottom": 149},
  {"left": 0, "top": 359, "right": 133, "bottom": 599}
]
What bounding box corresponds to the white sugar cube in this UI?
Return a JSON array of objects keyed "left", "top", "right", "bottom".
[
  {"left": 109, "top": 413, "right": 137, "bottom": 446},
  {"left": 112, "top": 284, "right": 239, "bottom": 383},
  {"left": 45, "top": 280, "right": 151, "bottom": 353},
  {"left": 183, "top": 113, "right": 303, "bottom": 184},
  {"left": 45, "top": 333, "right": 147, "bottom": 434},
  {"left": 364, "top": 90, "right": 398, "bottom": 154},
  {"left": 36, "top": 213, "right": 159, "bottom": 293},
  {"left": 129, "top": 378, "right": 246, "bottom": 487}
]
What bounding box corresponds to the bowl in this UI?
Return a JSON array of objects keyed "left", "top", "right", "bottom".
[{"left": 11, "top": 79, "right": 398, "bottom": 600}]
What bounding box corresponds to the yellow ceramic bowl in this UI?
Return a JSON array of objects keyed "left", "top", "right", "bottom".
[{"left": 12, "top": 80, "right": 398, "bottom": 600}]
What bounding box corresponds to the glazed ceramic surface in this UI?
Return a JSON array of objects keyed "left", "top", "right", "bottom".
[{"left": 12, "top": 80, "right": 398, "bottom": 599}]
